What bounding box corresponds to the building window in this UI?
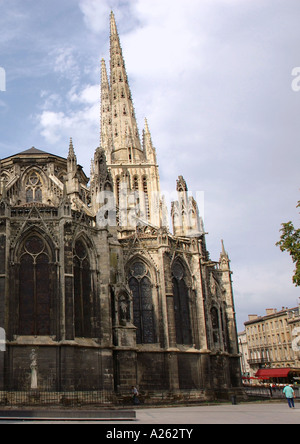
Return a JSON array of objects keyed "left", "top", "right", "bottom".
[
  {"left": 172, "top": 260, "right": 192, "bottom": 345},
  {"left": 128, "top": 261, "right": 156, "bottom": 344},
  {"left": 25, "top": 171, "right": 43, "bottom": 203},
  {"left": 26, "top": 188, "right": 33, "bottom": 203},
  {"left": 116, "top": 177, "right": 121, "bottom": 207},
  {"left": 142, "top": 177, "right": 150, "bottom": 221},
  {"left": 19, "top": 235, "right": 51, "bottom": 336},
  {"left": 133, "top": 176, "right": 139, "bottom": 191},
  {"left": 73, "top": 240, "right": 92, "bottom": 338},
  {"left": 211, "top": 307, "right": 220, "bottom": 346}
]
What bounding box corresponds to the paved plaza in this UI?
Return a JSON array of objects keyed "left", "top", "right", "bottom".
[{"left": 0, "top": 402, "right": 299, "bottom": 424}]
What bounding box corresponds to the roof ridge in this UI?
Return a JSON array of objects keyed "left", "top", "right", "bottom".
[{"left": 18, "top": 147, "right": 49, "bottom": 155}]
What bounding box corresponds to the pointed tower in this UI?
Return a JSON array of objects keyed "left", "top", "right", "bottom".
[
  {"left": 143, "top": 118, "right": 157, "bottom": 164},
  {"left": 101, "top": 59, "right": 112, "bottom": 162},
  {"left": 67, "top": 137, "right": 77, "bottom": 174},
  {"left": 109, "top": 11, "right": 143, "bottom": 162},
  {"left": 99, "top": 12, "right": 162, "bottom": 229},
  {"left": 66, "top": 138, "right": 90, "bottom": 211},
  {"left": 90, "top": 147, "right": 114, "bottom": 214},
  {"left": 219, "top": 240, "right": 239, "bottom": 355},
  {"left": 66, "top": 137, "right": 79, "bottom": 197},
  {"left": 171, "top": 176, "right": 202, "bottom": 237}
]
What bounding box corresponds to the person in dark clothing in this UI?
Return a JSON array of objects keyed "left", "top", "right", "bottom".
[{"left": 132, "top": 386, "right": 140, "bottom": 405}]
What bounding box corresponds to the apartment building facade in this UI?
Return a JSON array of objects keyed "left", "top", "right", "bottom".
[{"left": 240, "top": 307, "right": 300, "bottom": 379}]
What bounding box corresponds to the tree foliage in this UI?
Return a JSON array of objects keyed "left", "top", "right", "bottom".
[{"left": 276, "top": 201, "right": 300, "bottom": 286}]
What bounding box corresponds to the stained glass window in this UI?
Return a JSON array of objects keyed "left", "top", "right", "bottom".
[
  {"left": 25, "top": 171, "right": 43, "bottom": 203},
  {"left": 19, "top": 235, "right": 51, "bottom": 336},
  {"left": 172, "top": 261, "right": 192, "bottom": 345},
  {"left": 73, "top": 240, "right": 92, "bottom": 338},
  {"left": 128, "top": 261, "right": 156, "bottom": 344},
  {"left": 211, "top": 307, "right": 220, "bottom": 345}
]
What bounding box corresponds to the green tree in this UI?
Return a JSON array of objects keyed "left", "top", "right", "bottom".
[{"left": 276, "top": 201, "right": 300, "bottom": 286}]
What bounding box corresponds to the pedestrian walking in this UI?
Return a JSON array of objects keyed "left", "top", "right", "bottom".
[
  {"left": 132, "top": 386, "right": 140, "bottom": 405},
  {"left": 283, "top": 384, "right": 295, "bottom": 408}
]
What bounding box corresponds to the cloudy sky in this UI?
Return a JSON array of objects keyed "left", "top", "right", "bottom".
[{"left": 0, "top": 0, "right": 300, "bottom": 330}]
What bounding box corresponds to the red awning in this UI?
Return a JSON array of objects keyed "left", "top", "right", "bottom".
[{"left": 255, "top": 368, "right": 291, "bottom": 379}]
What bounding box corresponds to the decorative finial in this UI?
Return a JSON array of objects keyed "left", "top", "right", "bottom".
[{"left": 68, "top": 137, "right": 75, "bottom": 156}]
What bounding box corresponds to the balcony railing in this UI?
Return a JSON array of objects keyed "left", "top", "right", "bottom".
[{"left": 248, "top": 358, "right": 270, "bottom": 365}]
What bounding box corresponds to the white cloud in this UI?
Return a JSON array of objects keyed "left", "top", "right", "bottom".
[
  {"left": 49, "top": 46, "right": 81, "bottom": 85},
  {"left": 39, "top": 111, "right": 66, "bottom": 144},
  {"left": 68, "top": 84, "right": 100, "bottom": 105},
  {"left": 39, "top": 91, "right": 62, "bottom": 110},
  {"left": 0, "top": 5, "right": 29, "bottom": 49},
  {"left": 79, "top": 0, "right": 139, "bottom": 34},
  {"left": 38, "top": 101, "right": 99, "bottom": 163},
  {"left": 79, "top": 0, "right": 111, "bottom": 33}
]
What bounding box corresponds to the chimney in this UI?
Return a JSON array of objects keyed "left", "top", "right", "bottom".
[{"left": 266, "top": 308, "right": 277, "bottom": 316}]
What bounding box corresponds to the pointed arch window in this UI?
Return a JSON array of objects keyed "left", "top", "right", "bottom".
[
  {"left": 128, "top": 261, "right": 156, "bottom": 344},
  {"left": 172, "top": 261, "right": 192, "bottom": 345},
  {"left": 25, "top": 171, "right": 43, "bottom": 203},
  {"left": 73, "top": 240, "right": 92, "bottom": 338},
  {"left": 19, "top": 235, "right": 52, "bottom": 336}
]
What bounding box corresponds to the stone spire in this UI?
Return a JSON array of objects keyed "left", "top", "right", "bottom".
[
  {"left": 218, "top": 239, "right": 238, "bottom": 354},
  {"left": 109, "top": 11, "right": 143, "bottom": 162},
  {"left": 67, "top": 137, "right": 77, "bottom": 174},
  {"left": 66, "top": 137, "right": 80, "bottom": 197},
  {"left": 172, "top": 176, "right": 202, "bottom": 237},
  {"left": 220, "top": 239, "right": 230, "bottom": 270},
  {"left": 68, "top": 137, "right": 75, "bottom": 157},
  {"left": 100, "top": 58, "right": 112, "bottom": 159},
  {"left": 98, "top": 12, "right": 162, "bottom": 229},
  {"left": 90, "top": 147, "right": 114, "bottom": 215},
  {"left": 143, "top": 118, "right": 157, "bottom": 163}
]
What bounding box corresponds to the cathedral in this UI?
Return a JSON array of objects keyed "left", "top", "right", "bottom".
[{"left": 0, "top": 12, "right": 242, "bottom": 403}]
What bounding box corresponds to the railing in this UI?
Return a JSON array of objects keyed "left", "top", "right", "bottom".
[
  {"left": 244, "top": 385, "right": 300, "bottom": 400},
  {"left": 0, "top": 390, "right": 116, "bottom": 407},
  {"left": 0, "top": 388, "right": 211, "bottom": 407},
  {"left": 247, "top": 358, "right": 270, "bottom": 365}
]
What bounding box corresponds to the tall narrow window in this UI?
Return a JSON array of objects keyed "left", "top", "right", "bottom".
[
  {"left": 133, "top": 176, "right": 140, "bottom": 217},
  {"left": 35, "top": 188, "right": 42, "bottom": 203},
  {"left": 116, "top": 177, "right": 121, "bottom": 207},
  {"left": 142, "top": 177, "right": 150, "bottom": 221},
  {"left": 73, "top": 240, "right": 92, "bottom": 338},
  {"left": 26, "top": 188, "right": 33, "bottom": 203},
  {"left": 133, "top": 176, "right": 139, "bottom": 192},
  {"left": 172, "top": 261, "right": 192, "bottom": 345},
  {"left": 128, "top": 261, "right": 156, "bottom": 344},
  {"left": 211, "top": 307, "right": 220, "bottom": 347},
  {"left": 19, "top": 235, "right": 51, "bottom": 336}
]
